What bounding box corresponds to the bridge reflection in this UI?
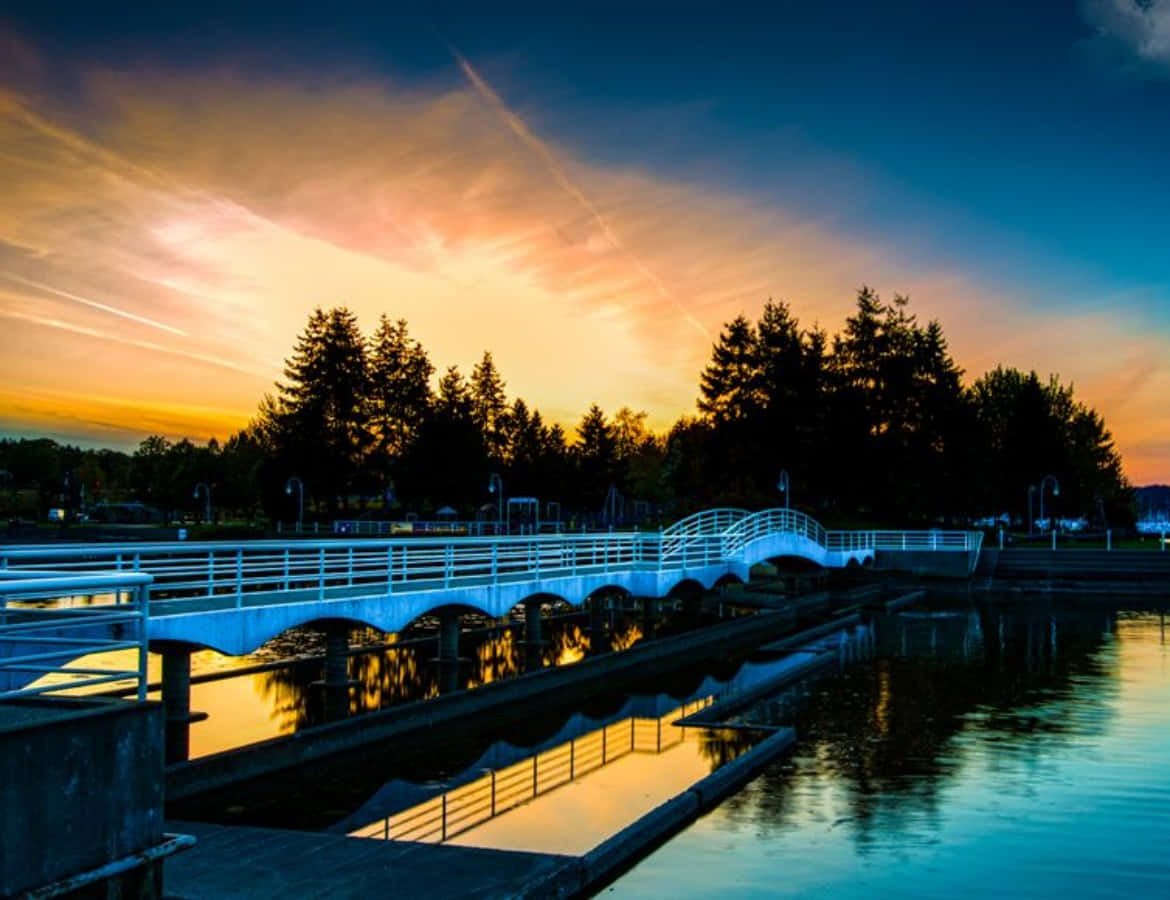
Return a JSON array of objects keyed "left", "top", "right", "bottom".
[{"left": 345, "top": 698, "right": 764, "bottom": 853}]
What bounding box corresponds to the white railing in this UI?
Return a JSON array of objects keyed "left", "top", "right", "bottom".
[
  {"left": 826, "top": 530, "right": 983, "bottom": 552},
  {"left": 0, "top": 570, "right": 152, "bottom": 700},
  {"left": 721, "top": 509, "right": 827, "bottom": 557},
  {"left": 0, "top": 509, "right": 985, "bottom": 617}
]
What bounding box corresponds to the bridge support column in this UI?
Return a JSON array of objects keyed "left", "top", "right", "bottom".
[
  {"left": 641, "top": 596, "right": 659, "bottom": 640},
  {"left": 437, "top": 608, "right": 461, "bottom": 695},
  {"left": 159, "top": 643, "right": 207, "bottom": 764},
  {"left": 589, "top": 594, "right": 608, "bottom": 655},
  {"left": 316, "top": 623, "right": 353, "bottom": 721},
  {"left": 523, "top": 598, "right": 545, "bottom": 672}
]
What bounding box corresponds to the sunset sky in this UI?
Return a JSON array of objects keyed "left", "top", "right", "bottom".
[{"left": 0, "top": 2, "right": 1168, "bottom": 483}]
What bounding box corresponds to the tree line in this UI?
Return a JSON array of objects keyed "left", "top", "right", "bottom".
[{"left": 0, "top": 287, "right": 1133, "bottom": 527}]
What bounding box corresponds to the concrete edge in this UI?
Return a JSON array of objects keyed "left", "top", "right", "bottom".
[
  {"left": 756, "top": 613, "right": 862, "bottom": 653},
  {"left": 25, "top": 833, "right": 195, "bottom": 899},
  {"left": 884, "top": 590, "right": 927, "bottom": 612}
]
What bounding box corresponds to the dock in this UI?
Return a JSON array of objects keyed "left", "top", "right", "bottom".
[{"left": 164, "top": 820, "right": 579, "bottom": 900}]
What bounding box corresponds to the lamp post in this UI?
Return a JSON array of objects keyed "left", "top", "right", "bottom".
[
  {"left": 1039, "top": 474, "right": 1060, "bottom": 532},
  {"left": 285, "top": 476, "right": 304, "bottom": 531},
  {"left": 488, "top": 474, "right": 504, "bottom": 531},
  {"left": 193, "top": 482, "right": 211, "bottom": 524},
  {"left": 777, "top": 470, "right": 790, "bottom": 510}
]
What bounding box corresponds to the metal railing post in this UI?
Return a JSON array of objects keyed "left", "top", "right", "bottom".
[
  {"left": 1107, "top": 529, "right": 1112, "bottom": 552},
  {"left": 235, "top": 549, "right": 243, "bottom": 608},
  {"left": 318, "top": 547, "right": 326, "bottom": 600},
  {"left": 137, "top": 582, "right": 150, "bottom": 703},
  {"left": 207, "top": 552, "right": 215, "bottom": 597},
  {"left": 491, "top": 544, "right": 498, "bottom": 584},
  {"left": 387, "top": 546, "right": 394, "bottom": 591},
  {"left": 283, "top": 549, "right": 290, "bottom": 592},
  {"left": 347, "top": 547, "right": 354, "bottom": 587},
  {"left": 1052, "top": 528, "right": 1057, "bottom": 551}
]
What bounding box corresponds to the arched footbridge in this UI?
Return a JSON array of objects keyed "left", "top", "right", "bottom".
[{"left": 0, "top": 507, "right": 981, "bottom": 696}]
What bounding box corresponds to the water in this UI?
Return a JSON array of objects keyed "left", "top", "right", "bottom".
[
  {"left": 613, "top": 598, "right": 1170, "bottom": 898},
  {"left": 30, "top": 612, "right": 641, "bottom": 757}
]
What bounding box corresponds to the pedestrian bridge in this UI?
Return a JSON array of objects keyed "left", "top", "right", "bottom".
[{"left": 1, "top": 507, "right": 981, "bottom": 696}]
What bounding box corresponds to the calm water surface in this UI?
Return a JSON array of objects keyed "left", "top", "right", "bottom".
[{"left": 613, "top": 598, "right": 1170, "bottom": 898}]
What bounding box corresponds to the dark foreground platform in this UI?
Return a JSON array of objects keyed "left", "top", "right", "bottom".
[{"left": 164, "top": 820, "right": 577, "bottom": 900}]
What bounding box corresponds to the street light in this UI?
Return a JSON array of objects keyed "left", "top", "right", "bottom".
[
  {"left": 777, "top": 470, "right": 790, "bottom": 510},
  {"left": 285, "top": 476, "right": 304, "bottom": 531},
  {"left": 193, "top": 482, "right": 211, "bottom": 524},
  {"left": 488, "top": 474, "right": 504, "bottom": 530},
  {"left": 1039, "top": 474, "right": 1060, "bottom": 531}
]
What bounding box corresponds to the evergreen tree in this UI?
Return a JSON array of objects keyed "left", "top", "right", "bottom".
[
  {"left": 574, "top": 404, "right": 617, "bottom": 510},
  {"left": 264, "top": 307, "right": 371, "bottom": 512},
  {"left": 698, "top": 315, "right": 762, "bottom": 423},
  {"left": 470, "top": 351, "right": 508, "bottom": 462},
  {"left": 367, "top": 316, "right": 434, "bottom": 458}
]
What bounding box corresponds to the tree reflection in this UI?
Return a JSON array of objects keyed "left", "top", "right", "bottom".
[
  {"left": 695, "top": 726, "right": 761, "bottom": 770},
  {"left": 717, "top": 599, "right": 1134, "bottom": 851}
]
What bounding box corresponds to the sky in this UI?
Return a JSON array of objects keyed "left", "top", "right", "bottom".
[{"left": 0, "top": 1, "right": 1168, "bottom": 483}]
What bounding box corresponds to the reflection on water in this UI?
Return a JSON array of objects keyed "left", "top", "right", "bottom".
[
  {"left": 168, "top": 627, "right": 875, "bottom": 830},
  {"left": 348, "top": 698, "right": 733, "bottom": 854},
  {"left": 615, "top": 598, "right": 1170, "bottom": 899}
]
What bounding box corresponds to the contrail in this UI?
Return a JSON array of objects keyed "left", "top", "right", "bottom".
[
  {"left": 450, "top": 48, "right": 712, "bottom": 341},
  {"left": 0, "top": 307, "right": 264, "bottom": 376},
  {"left": 1, "top": 271, "right": 189, "bottom": 336}
]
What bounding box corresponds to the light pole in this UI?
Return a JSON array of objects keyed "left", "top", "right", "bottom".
[
  {"left": 777, "top": 470, "right": 790, "bottom": 510},
  {"left": 193, "top": 482, "right": 211, "bottom": 524},
  {"left": 285, "top": 476, "right": 304, "bottom": 531},
  {"left": 1039, "top": 474, "right": 1060, "bottom": 531},
  {"left": 488, "top": 474, "right": 504, "bottom": 530}
]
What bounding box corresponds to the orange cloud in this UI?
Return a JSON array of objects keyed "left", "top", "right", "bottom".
[{"left": 0, "top": 45, "right": 1167, "bottom": 483}]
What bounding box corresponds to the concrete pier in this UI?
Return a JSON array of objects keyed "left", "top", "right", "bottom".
[
  {"left": 318, "top": 624, "right": 352, "bottom": 721},
  {"left": 640, "top": 596, "right": 659, "bottom": 640},
  {"left": 160, "top": 643, "right": 207, "bottom": 764},
  {"left": 437, "top": 608, "right": 462, "bottom": 695},
  {"left": 323, "top": 626, "right": 349, "bottom": 689},
  {"left": 523, "top": 597, "right": 544, "bottom": 672},
  {"left": 589, "top": 594, "right": 608, "bottom": 654}
]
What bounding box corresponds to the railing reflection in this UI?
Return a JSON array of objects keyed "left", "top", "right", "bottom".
[{"left": 351, "top": 697, "right": 715, "bottom": 844}]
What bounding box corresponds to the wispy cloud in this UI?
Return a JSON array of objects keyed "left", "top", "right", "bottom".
[
  {"left": 1081, "top": 0, "right": 1170, "bottom": 72},
  {"left": 0, "top": 35, "right": 1168, "bottom": 481}
]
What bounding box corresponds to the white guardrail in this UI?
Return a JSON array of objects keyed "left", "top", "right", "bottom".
[
  {"left": 0, "top": 570, "right": 152, "bottom": 700},
  {"left": 0, "top": 509, "right": 984, "bottom": 618}
]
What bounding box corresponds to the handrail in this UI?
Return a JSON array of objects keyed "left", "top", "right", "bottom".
[
  {"left": 0, "top": 508, "right": 985, "bottom": 621},
  {"left": 1, "top": 569, "right": 152, "bottom": 700}
]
